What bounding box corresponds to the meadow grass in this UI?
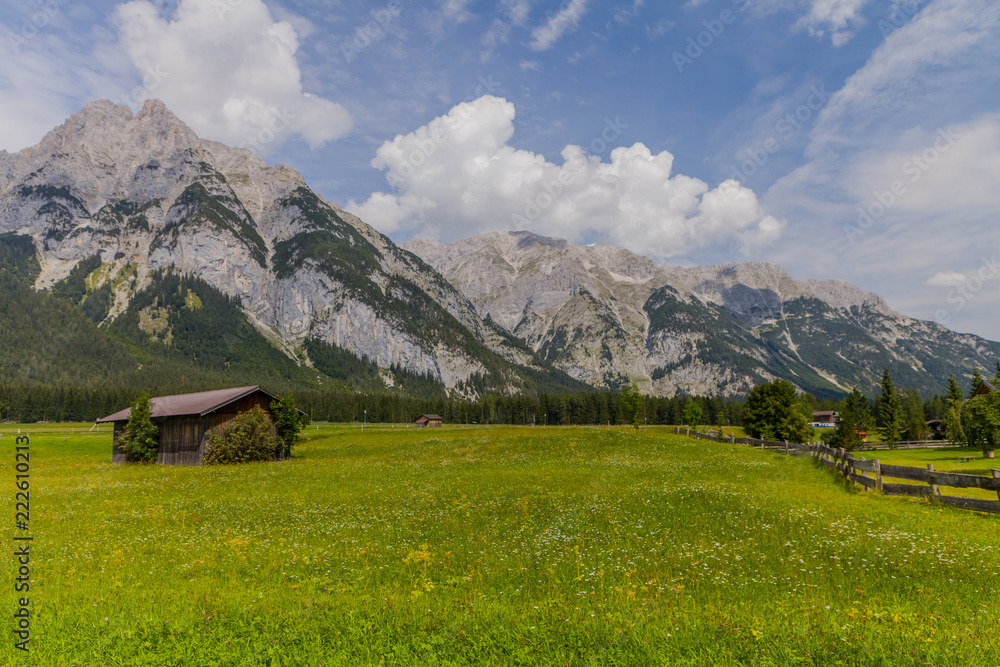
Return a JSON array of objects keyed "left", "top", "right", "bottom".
[
  {"left": 0, "top": 424, "right": 998, "bottom": 666},
  {"left": 855, "top": 446, "right": 1000, "bottom": 501}
]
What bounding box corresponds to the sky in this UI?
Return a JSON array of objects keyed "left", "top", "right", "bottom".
[{"left": 2, "top": 0, "right": 999, "bottom": 339}]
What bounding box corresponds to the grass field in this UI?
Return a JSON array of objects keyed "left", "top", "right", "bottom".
[
  {"left": 1, "top": 423, "right": 998, "bottom": 666},
  {"left": 854, "top": 446, "right": 1000, "bottom": 501}
]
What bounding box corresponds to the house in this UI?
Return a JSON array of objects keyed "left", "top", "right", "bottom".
[
  {"left": 98, "top": 386, "right": 297, "bottom": 465},
  {"left": 811, "top": 411, "right": 839, "bottom": 427},
  {"left": 926, "top": 418, "right": 946, "bottom": 438},
  {"left": 414, "top": 414, "right": 443, "bottom": 428}
]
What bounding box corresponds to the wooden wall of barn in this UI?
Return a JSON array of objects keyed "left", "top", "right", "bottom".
[
  {"left": 111, "top": 390, "right": 279, "bottom": 466},
  {"left": 111, "top": 422, "right": 126, "bottom": 464}
]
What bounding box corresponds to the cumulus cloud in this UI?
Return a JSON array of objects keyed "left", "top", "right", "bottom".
[
  {"left": 114, "top": 0, "right": 352, "bottom": 153},
  {"left": 348, "top": 96, "right": 784, "bottom": 260},
  {"left": 530, "top": 0, "right": 588, "bottom": 50}
]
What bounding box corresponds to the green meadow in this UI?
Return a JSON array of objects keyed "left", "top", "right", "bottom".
[{"left": 1, "top": 424, "right": 998, "bottom": 666}]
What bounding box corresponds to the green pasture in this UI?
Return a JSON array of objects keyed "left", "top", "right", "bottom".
[
  {"left": 854, "top": 446, "right": 1000, "bottom": 502},
  {"left": 0, "top": 424, "right": 998, "bottom": 666}
]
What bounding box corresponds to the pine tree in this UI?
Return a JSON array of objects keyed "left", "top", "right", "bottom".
[
  {"left": 878, "top": 367, "right": 902, "bottom": 448},
  {"left": 116, "top": 393, "right": 159, "bottom": 463},
  {"left": 831, "top": 389, "right": 871, "bottom": 451},
  {"left": 970, "top": 367, "right": 985, "bottom": 398},
  {"left": 947, "top": 374, "right": 964, "bottom": 405}
]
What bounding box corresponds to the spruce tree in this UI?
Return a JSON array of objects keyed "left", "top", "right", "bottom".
[
  {"left": 878, "top": 367, "right": 902, "bottom": 448},
  {"left": 970, "top": 367, "right": 985, "bottom": 398},
  {"left": 831, "top": 389, "right": 871, "bottom": 451},
  {"left": 947, "top": 374, "right": 964, "bottom": 405},
  {"left": 116, "top": 393, "right": 159, "bottom": 463}
]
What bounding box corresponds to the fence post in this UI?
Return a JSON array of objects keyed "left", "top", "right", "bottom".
[
  {"left": 992, "top": 469, "right": 1000, "bottom": 501},
  {"left": 874, "top": 459, "right": 883, "bottom": 494},
  {"left": 784, "top": 440, "right": 789, "bottom": 455},
  {"left": 927, "top": 464, "right": 941, "bottom": 498}
]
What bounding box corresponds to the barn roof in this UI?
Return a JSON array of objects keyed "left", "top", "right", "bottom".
[
  {"left": 97, "top": 386, "right": 280, "bottom": 422},
  {"left": 419, "top": 414, "right": 444, "bottom": 421}
]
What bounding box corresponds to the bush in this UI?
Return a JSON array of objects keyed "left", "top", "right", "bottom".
[
  {"left": 202, "top": 407, "right": 280, "bottom": 465},
  {"left": 116, "top": 392, "right": 159, "bottom": 463}
]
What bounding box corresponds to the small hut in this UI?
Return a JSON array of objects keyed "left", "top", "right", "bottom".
[
  {"left": 811, "top": 411, "right": 838, "bottom": 427},
  {"left": 415, "top": 414, "right": 443, "bottom": 428},
  {"left": 98, "top": 386, "right": 294, "bottom": 465}
]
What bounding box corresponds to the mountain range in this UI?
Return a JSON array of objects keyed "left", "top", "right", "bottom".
[{"left": 1, "top": 99, "right": 997, "bottom": 399}]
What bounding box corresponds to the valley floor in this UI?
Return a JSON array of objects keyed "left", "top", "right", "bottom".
[{"left": 1, "top": 424, "right": 997, "bottom": 665}]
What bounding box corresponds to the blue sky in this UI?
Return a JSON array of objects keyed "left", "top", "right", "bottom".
[{"left": 2, "top": 0, "right": 1000, "bottom": 340}]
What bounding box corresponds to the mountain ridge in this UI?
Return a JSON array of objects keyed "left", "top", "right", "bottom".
[
  {"left": 403, "top": 230, "right": 999, "bottom": 398},
  {"left": 2, "top": 99, "right": 996, "bottom": 401},
  {"left": 0, "top": 100, "right": 581, "bottom": 396}
]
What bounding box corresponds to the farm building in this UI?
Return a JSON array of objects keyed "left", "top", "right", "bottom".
[
  {"left": 415, "top": 414, "right": 443, "bottom": 428},
  {"left": 811, "top": 411, "right": 838, "bottom": 427},
  {"left": 98, "top": 386, "right": 298, "bottom": 465}
]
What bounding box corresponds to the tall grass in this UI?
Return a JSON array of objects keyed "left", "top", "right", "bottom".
[{"left": 1, "top": 424, "right": 997, "bottom": 665}]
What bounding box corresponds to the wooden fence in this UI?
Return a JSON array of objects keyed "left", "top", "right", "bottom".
[{"left": 678, "top": 427, "right": 1000, "bottom": 514}]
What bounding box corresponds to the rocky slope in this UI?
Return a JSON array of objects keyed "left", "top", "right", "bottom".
[
  {"left": 404, "top": 231, "right": 1000, "bottom": 398},
  {"left": 0, "top": 101, "right": 575, "bottom": 394}
]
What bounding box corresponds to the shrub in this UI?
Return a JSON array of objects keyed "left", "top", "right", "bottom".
[
  {"left": 116, "top": 392, "right": 159, "bottom": 463},
  {"left": 202, "top": 407, "right": 280, "bottom": 465}
]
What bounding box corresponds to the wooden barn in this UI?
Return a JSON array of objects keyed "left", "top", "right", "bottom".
[
  {"left": 98, "top": 386, "right": 290, "bottom": 465},
  {"left": 415, "top": 414, "right": 443, "bottom": 428}
]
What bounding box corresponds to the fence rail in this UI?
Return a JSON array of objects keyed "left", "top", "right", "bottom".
[{"left": 678, "top": 428, "right": 1000, "bottom": 514}]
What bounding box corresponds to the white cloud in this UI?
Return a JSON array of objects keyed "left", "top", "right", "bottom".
[
  {"left": 794, "top": 0, "right": 872, "bottom": 45},
  {"left": 926, "top": 271, "right": 968, "bottom": 287},
  {"left": 481, "top": 0, "right": 533, "bottom": 61},
  {"left": 530, "top": 0, "right": 588, "bottom": 51},
  {"left": 763, "top": 0, "right": 1000, "bottom": 338},
  {"left": 753, "top": 0, "right": 872, "bottom": 44},
  {"left": 114, "top": 0, "right": 352, "bottom": 153},
  {"left": 440, "top": 0, "right": 473, "bottom": 23},
  {"left": 811, "top": 0, "right": 1000, "bottom": 151},
  {"left": 348, "top": 96, "right": 784, "bottom": 260}
]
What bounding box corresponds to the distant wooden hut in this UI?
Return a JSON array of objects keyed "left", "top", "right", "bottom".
[
  {"left": 973, "top": 379, "right": 996, "bottom": 398},
  {"left": 415, "top": 414, "right": 443, "bottom": 428},
  {"left": 811, "top": 411, "right": 838, "bottom": 427},
  {"left": 98, "top": 386, "right": 295, "bottom": 465}
]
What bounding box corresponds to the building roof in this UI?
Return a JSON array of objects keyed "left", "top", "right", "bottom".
[
  {"left": 419, "top": 414, "right": 444, "bottom": 420},
  {"left": 812, "top": 411, "right": 836, "bottom": 417},
  {"left": 975, "top": 379, "right": 996, "bottom": 396},
  {"left": 97, "top": 386, "right": 279, "bottom": 423}
]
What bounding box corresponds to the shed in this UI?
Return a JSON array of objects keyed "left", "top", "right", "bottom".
[
  {"left": 415, "top": 414, "right": 443, "bottom": 428},
  {"left": 98, "top": 386, "right": 291, "bottom": 465},
  {"left": 811, "top": 411, "right": 838, "bottom": 427}
]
